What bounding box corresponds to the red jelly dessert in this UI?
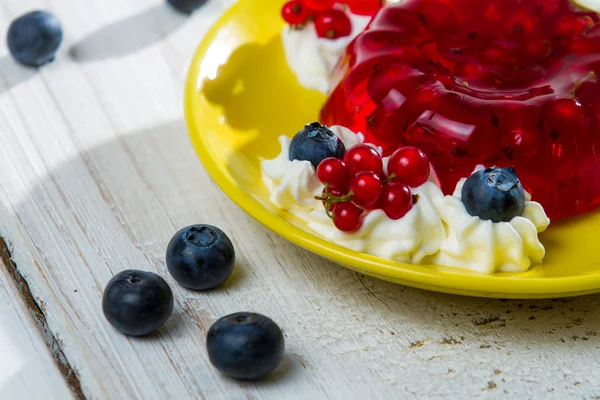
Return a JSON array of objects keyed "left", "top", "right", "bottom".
[{"left": 320, "top": 0, "right": 600, "bottom": 218}]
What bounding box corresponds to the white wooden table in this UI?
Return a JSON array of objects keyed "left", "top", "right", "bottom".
[{"left": 1, "top": 0, "right": 600, "bottom": 399}]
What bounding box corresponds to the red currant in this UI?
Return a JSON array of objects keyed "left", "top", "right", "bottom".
[
  {"left": 346, "top": 0, "right": 382, "bottom": 16},
  {"left": 387, "top": 147, "right": 431, "bottom": 188},
  {"left": 343, "top": 144, "right": 383, "bottom": 176},
  {"left": 545, "top": 97, "right": 583, "bottom": 133},
  {"left": 554, "top": 15, "right": 593, "bottom": 38},
  {"left": 378, "top": 182, "right": 413, "bottom": 220},
  {"left": 316, "top": 157, "right": 349, "bottom": 190},
  {"left": 282, "top": 0, "right": 310, "bottom": 25},
  {"left": 314, "top": 9, "right": 352, "bottom": 39},
  {"left": 349, "top": 171, "right": 383, "bottom": 208},
  {"left": 333, "top": 202, "right": 362, "bottom": 232},
  {"left": 304, "top": 0, "right": 335, "bottom": 12}
]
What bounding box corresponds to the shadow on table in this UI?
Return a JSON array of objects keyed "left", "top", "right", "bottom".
[
  {"left": 69, "top": 4, "right": 190, "bottom": 62},
  {"left": 0, "top": 56, "right": 37, "bottom": 94},
  {"left": 0, "top": 3, "right": 202, "bottom": 94}
]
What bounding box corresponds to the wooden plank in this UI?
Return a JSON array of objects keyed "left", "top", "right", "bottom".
[
  {"left": 0, "top": 241, "right": 74, "bottom": 399},
  {"left": 1, "top": 0, "right": 600, "bottom": 399}
]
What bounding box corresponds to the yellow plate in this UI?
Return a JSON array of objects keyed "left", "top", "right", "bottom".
[{"left": 185, "top": 0, "right": 600, "bottom": 298}]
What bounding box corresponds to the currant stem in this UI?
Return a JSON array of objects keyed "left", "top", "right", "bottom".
[
  {"left": 569, "top": 71, "right": 595, "bottom": 97},
  {"left": 383, "top": 173, "right": 397, "bottom": 184},
  {"left": 315, "top": 184, "right": 354, "bottom": 219}
]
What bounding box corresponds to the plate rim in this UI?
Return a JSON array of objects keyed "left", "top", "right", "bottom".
[{"left": 184, "top": 0, "right": 600, "bottom": 298}]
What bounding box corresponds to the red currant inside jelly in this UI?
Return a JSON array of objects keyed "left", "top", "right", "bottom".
[{"left": 320, "top": 0, "right": 600, "bottom": 218}]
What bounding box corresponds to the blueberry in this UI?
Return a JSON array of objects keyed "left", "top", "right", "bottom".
[
  {"left": 167, "top": 0, "right": 208, "bottom": 14},
  {"left": 461, "top": 166, "right": 526, "bottom": 223},
  {"left": 102, "top": 270, "right": 173, "bottom": 336},
  {"left": 289, "top": 122, "right": 346, "bottom": 169},
  {"left": 207, "top": 312, "right": 285, "bottom": 380},
  {"left": 166, "top": 225, "right": 235, "bottom": 290},
  {"left": 7, "top": 11, "right": 63, "bottom": 67}
]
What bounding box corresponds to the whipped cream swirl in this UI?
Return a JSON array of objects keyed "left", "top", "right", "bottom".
[
  {"left": 261, "top": 126, "right": 365, "bottom": 216},
  {"left": 308, "top": 182, "right": 445, "bottom": 264},
  {"left": 432, "top": 167, "right": 551, "bottom": 274},
  {"left": 281, "top": 12, "right": 371, "bottom": 94}
]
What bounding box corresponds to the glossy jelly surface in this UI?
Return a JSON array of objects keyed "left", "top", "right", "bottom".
[{"left": 321, "top": 0, "right": 600, "bottom": 218}]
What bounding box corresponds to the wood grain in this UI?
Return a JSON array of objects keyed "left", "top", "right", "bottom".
[
  {"left": 1, "top": 0, "right": 600, "bottom": 398},
  {"left": 0, "top": 242, "right": 74, "bottom": 399}
]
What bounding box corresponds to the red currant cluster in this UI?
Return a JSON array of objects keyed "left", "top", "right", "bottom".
[
  {"left": 315, "top": 145, "right": 431, "bottom": 232},
  {"left": 281, "top": 0, "right": 382, "bottom": 39}
]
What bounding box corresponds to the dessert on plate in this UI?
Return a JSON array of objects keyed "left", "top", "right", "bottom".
[{"left": 262, "top": 0, "right": 600, "bottom": 274}]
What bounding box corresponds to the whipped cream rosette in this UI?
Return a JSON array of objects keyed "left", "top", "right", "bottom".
[
  {"left": 260, "top": 125, "right": 371, "bottom": 215},
  {"left": 307, "top": 181, "right": 445, "bottom": 263},
  {"left": 281, "top": 12, "right": 370, "bottom": 94},
  {"left": 433, "top": 167, "right": 550, "bottom": 274}
]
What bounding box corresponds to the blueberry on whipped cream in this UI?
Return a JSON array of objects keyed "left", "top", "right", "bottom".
[
  {"left": 461, "top": 166, "right": 526, "bottom": 222},
  {"left": 434, "top": 166, "right": 550, "bottom": 274},
  {"left": 289, "top": 122, "right": 346, "bottom": 169}
]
